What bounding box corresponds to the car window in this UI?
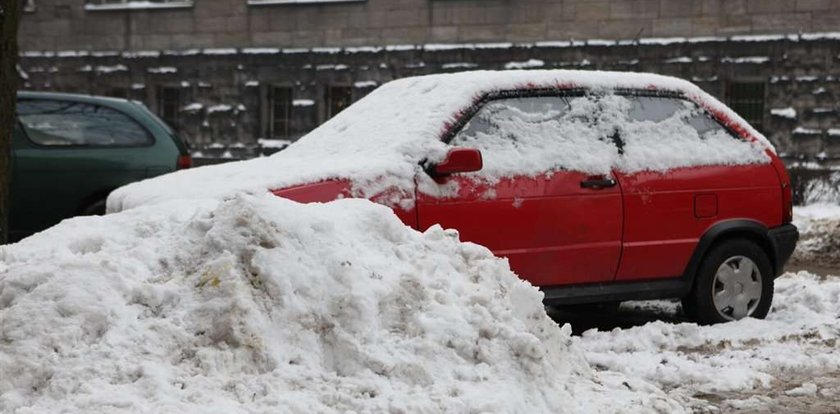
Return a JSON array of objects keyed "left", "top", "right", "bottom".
[
  {"left": 627, "top": 95, "right": 730, "bottom": 137},
  {"left": 17, "top": 99, "right": 153, "bottom": 147},
  {"left": 450, "top": 95, "right": 620, "bottom": 176},
  {"left": 450, "top": 93, "right": 767, "bottom": 176},
  {"left": 620, "top": 94, "right": 767, "bottom": 172}
]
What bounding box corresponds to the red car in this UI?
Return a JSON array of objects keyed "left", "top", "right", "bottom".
[
  {"left": 270, "top": 72, "right": 797, "bottom": 325},
  {"left": 112, "top": 71, "right": 798, "bottom": 324}
]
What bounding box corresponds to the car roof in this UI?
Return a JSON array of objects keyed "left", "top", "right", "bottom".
[{"left": 17, "top": 91, "right": 137, "bottom": 107}]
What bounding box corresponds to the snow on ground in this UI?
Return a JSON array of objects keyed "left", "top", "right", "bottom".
[
  {"left": 577, "top": 271, "right": 840, "bottom": 411},
  {"left": 0, "top": 194, "right": 680, "bottom": 413},
  {"left": 789, "top": 203, "right": 840, "bottom": 272},
  {"left": 569, "top": 204, "right": 840, "bottom": 412}
]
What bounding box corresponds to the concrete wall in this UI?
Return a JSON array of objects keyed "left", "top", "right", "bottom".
[
  {"left": 18, "top": 34, "right": 840, "bottom": 162},
  {"left": 19, "top": 0, "right": 840, "bottom": 51},
  {"left": 16, "top": 0, "right": 840, "bottom": 163}
]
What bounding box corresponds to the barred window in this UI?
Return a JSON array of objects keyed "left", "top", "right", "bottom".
[
  {"left": 158, "top": 86, "right": 181, "bottom": 129},
  {"left": 326, "top": 86, "right": 352, "bottom": 119},
  {"left": 727, "top": 82, "right": 765, "bottom": 133},
  {"left": 270, "top": 86, "right": 293, "bottom": 139},
  {"left": 85, "top": 0, "right": 193, "bottom": 11}
]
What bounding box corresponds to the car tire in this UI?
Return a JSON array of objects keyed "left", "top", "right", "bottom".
[
  {"left": 682, "top": 239, "right": 774, "bottom": 325},
  {"left": 556, "top": 301, "right": 621, "bottom": 314},
  {"left": 80, "top": 199, "right": 107, "bottom": 216}
]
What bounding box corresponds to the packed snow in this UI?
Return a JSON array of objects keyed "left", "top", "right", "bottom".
[
  {"left": 108, "top": 70, "right": 773, "bottom": 213},
  {"left": 570, "top": 202, "right": 840, "bottom": 411},
  {"left": 578, "top": 272, "right": 840, "bottom": 401},
  {"left": 0, "top": 194, "right": 681, "bottom": 413},
  {"left": 770, "top": 107, "right": 797, "bottom": 119}
]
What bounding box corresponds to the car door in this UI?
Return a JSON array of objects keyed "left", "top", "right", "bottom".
[
  {"left": 415, "top": 94, "right": 623, "bottom": 287},
  {"left": 612, "top": 94, "right": 778, "bottom": 281},
  {"left": 11, "top": 98, "right": 155, "bottom": 240}
]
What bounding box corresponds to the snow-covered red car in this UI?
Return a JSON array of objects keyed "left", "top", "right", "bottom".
[{"left": 109, "top": 70, "right": 798, "bottom": 324}]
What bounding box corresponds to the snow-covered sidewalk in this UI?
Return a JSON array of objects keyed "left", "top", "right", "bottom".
[{"left": 576, "top": 271, "right": 840, "bottom": 412}]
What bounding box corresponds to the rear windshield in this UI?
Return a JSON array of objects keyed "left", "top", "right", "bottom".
[{"left": 17, "top": 99, "right": 153, "bottom": 147}]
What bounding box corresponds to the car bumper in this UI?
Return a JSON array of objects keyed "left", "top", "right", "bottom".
[{"left": 768, "top": 223, "right": 799, "bottom": 276}]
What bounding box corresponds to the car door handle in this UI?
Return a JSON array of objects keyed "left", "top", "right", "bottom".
[{"left": 580, "top": 178, "right": 617, "bottom": 190}]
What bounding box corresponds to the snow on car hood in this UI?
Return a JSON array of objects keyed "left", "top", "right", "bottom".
[
  {"left": 0, "top": 194, "right": 682, "bottom": 413},
  {"left": 108, "top": 70, "right": 774, "bottom": 213}
]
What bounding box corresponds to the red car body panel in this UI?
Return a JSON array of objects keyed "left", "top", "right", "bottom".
[
  {"left": 416, "top": 172, "right": 622, "bottom": 287},
  {"left": 271, "top": 180, "right": 353, "bottom": 203},
  {"left": 271, "top": 180, "right": 418, "bottom": 228},
  {"left": 613, "top": 163, "right": 782, "bottom": 281}
]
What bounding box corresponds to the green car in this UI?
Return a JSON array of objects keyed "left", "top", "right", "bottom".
[{"left": 10, "top": 91, "right": 191, "bottom": 242}]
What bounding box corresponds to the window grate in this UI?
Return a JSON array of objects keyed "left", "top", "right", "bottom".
[
  {"left": 158, "top": 86, "right": 181, "bottom": 130},
  {"left": 727, "top": 82, "right": 765, "bottom": 132},
  {"left": 326, "top": 86, "right": 353, "bottom": 119},
  {"left": 270, "top": 86, "right": 293, "bottom": 139}
]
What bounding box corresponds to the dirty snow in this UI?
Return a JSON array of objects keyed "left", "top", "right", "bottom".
[
  {"left": 109, "top": 70, "right": 773, "bottom": 213},
  {"left": 578, "top": 271, "right": 840, "bottom": 406},
  {"left": 789, "top": 201, "right": 840, "bottom": 272},
  {"left": 569, "top": 204, "right": 840, "bottom": 411},
  {"left": 0, "top": 194, "right": 680, "bottom": 413}
]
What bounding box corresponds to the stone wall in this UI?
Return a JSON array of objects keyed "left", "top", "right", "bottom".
[
  {"left": 18, "top": 34, "right": 840, "bottom": 163},
  {"left": 19, "top": 0, "right": 840, "bottom": 51}
]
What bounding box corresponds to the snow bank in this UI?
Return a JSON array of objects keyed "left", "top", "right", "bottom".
[
  {"left": 579, "top": 271, "right": 840, "bottom": 402},
  {"left": 108, "top": 70, "right": 772, "bottom": 213},
  {"left": 0, "top": 194, "right": 679, "bottom": 413}
]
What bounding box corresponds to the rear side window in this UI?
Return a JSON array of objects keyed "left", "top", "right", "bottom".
[
  {"left": 17, "top": 99, "right": 153, "bottom": 147},
  {"left": 620, "top": 95, "right": 768, "bottom": 172},
  {"left": 627, "top": 95, "right": 725, "bottom": 136}
]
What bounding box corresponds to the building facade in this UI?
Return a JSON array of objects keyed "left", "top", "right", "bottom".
[{"left": 15, "top": 0, "right": 840, "bottom": 163}]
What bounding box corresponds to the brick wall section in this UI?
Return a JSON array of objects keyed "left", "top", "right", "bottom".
[
  {"left": 19, "top": 0, "right": 840, "bottom": 51},
  {"left": 18, "top": 36, "right": 840, "bottom": 162}
]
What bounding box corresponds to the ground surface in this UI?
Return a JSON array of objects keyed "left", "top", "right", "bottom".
[{"left": 550, "top": 205, "right": 840, "bottom": 413}]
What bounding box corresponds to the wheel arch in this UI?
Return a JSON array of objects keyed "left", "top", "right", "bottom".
[
  {"left": 75, "top": 188, "right": 114, "bottom": 216},
  {"left": 682, "top": 220, "right": 777, "bottom": 293}
]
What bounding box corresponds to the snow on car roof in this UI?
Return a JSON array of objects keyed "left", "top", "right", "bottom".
[{"left": 108, "top": 70, "right": 773, "bottom": 213}]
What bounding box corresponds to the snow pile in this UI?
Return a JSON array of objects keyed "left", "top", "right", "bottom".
[
  {"left": 799, "top": 171, "right": 840, "bottom": 206},
  {"left": 0, "top": 194, "right": 679, "bottom": 413},
  {"left": 578, "top": 271, "right": 840, "bottom": 407},
  {"left": 770, "top": 107, "right": 797, "bottom": 119},
  {"left": 109, "top": 70, "right": 773, "bottom": 213},
  {"left": 790, "top": 203, "right": 840, "bottom": 270}
]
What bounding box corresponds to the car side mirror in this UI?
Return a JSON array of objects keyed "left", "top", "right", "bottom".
[{"left": 429, "top": 148, "right": 483, "bottom": 177}]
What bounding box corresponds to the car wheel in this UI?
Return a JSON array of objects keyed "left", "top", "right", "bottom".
[
  {"left": 556, "top": 301, "right": 621, "bottom": 314},
  {"left": 80, "top": 199, "right": 107, "bottom": 216},
  {"left": 682, "top": 239, "right": 773, "bottom": 325}
]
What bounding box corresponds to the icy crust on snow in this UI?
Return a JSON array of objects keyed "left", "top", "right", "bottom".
[
  {"left": 108, "top": 70, "right": 773, "bottom": 213},
  {"left": 579, "top": 272, "right": 840, "bottom": 401},
  {"left": 0, "top": 195, "right": 680, "bottom": 413}
]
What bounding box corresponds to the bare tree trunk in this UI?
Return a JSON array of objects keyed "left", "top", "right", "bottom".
[{"left": 0, "top": 0, "right": 20, "bottom": 243}]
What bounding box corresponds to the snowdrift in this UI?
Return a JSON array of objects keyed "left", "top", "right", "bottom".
[{"left": 0, "top": 195, "right": 678, "bottom": 413}]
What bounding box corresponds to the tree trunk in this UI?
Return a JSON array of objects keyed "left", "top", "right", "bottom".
[{"left": 0, "top": 0, "right": 20, "bottom": 243}]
